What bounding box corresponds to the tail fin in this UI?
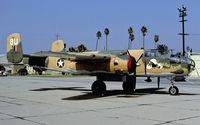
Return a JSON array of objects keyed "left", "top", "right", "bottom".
[
  {"left": 51, "top": 40, "right": 66, "bottom": 52},
  {"left": 6, "top": 33, "right": 23, "bottom": 63}
]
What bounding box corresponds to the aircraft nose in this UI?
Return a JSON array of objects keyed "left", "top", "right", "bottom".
[{"left": 189, "top": 59, "right": 195, "bottom": 72}]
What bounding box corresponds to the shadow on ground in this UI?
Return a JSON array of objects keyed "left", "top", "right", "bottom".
[
  {"left": 31, "top": 87, "right": 90, "bottom": 92},
  {"left": 31, "top": 87, "right": 199, "bottom": 100}
]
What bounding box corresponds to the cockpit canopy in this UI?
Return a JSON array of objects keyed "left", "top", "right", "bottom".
[{"left": 144, "top": 49, "right": 171, "bottom": 58}]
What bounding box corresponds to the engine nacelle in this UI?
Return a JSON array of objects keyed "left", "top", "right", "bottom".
[{"left": 23, "top": 56, "right": 47, "bottom": 67}]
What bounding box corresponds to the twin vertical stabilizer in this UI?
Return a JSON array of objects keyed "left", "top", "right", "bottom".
[{"left": 6, "top": 33, "right": 23, "bottom": 63}]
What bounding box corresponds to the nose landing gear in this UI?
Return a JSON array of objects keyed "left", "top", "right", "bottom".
[
  {"left": 168, "top": 79, "right": 179, "bottom": 95},
  {"left": 169, "top": 86, "right": 179, "bottom": 95}
]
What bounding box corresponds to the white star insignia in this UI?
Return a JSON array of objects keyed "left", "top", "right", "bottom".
[{"left": 57, "top": 59, "right": 64, "bottom": 68}]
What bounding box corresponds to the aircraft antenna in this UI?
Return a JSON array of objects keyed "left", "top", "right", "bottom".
[{"left": 56, "top": 33, "right": 60, "bottom": 40}]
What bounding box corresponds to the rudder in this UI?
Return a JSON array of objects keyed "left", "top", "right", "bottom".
[
  {"left": 6, "top": 33, "right": 23, "bottom": 63},
  {"left": 51, "top": 40, "right": 66, "bottom": 52}
]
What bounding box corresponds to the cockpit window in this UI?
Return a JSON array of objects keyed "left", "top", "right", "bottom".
[
  {"left": 145, "top": 49, "right": 171, "bottom": 58},
  {"left": 145, "top": 51, "right": 155, "bottom": 57},
  {"left": 144, "top": 50, "right": 159, "bottom": 57}
]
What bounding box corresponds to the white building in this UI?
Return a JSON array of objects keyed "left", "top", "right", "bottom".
[{"left": 190, "top": 53, "right": 200, "bottom": 78}]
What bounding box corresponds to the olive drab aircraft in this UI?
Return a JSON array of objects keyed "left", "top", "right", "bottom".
[{"left": 6, "top": 33, "right": 195, "bottom": 95}]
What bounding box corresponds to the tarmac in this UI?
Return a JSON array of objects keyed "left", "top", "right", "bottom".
[{"left": 0, "top": 76, "right": 200, "bottom": 125}]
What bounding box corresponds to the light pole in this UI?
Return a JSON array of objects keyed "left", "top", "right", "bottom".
[{"left": 178, "top": 6, "right": 188, "bottom": 56}]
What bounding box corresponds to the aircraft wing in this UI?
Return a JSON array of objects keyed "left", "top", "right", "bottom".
[
  {"left": 0, "top": 62, "right": 25, "bottom": 66},
  {"left": 191, "top": 53, "right": 200, "bottom": 55},
  {"left": 23, "top": 53, "right": 47, "bottom": 58},
  {"left": 136, "top": 73, "right": 188, "bottom": 78},
  {"left": 0, "top": 62, "right": 14, "bottom": 66},
  {"left": 32, "top": 65, "right": 111, "bottom": 75},
  {"left": 64, "top": 52, "right": 111, "bottom": 62},
  {"left": 32, "top": 51, "right": 111, "bottom": 62},
  {"left": 36, "top": 66, "right": 78, "bottom": 74}
]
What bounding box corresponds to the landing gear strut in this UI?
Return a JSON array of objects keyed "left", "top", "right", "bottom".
[
  {"left": 168, "top": 79, "right": 179, "bottom": 95},
  {"left": 91, "top": 80, "right": 106, "bottom": 96},
  {"left": 122, "top": 75, "right": 136, "bottom": 94},
  {"left": 157, "top": 77, "right": 160, "bottom": 88}
]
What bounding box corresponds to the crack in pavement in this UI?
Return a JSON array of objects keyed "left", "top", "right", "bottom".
[
  {"left": 11, "top": 109, "right": 96, "bottom": 119},
  {"left": 155, "top": 115, "right": 200, "bottom": 125},
  {"left": 0, "top": 95, "right": 49, "bottom": 105},
  {"left": 17, "top": 104, "right": 166, "bottom": 119},
  {"left": 0, "top": 100, "right": 22, "bottom": 106},
  {"left": 1, "top": 96, "right": 199, "bottom": 125},
  {"left": 0, "top": 112, "right": 46, "bottom": 125},
  {"left": 123, "top": 114, "right": 186, "bottom": 125},
  {"left": 145, "top": 98, "right": 200, "bottom": 112},
  {"left": 153, "top": 104, "right": 200, "bottom": 112},
  {"left": 2, "top": 99, "right": 197, "bottom": 121}
]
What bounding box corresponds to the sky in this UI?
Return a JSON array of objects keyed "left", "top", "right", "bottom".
[{"left": 0, "top": 0, "right": 200, "bottom": 54}]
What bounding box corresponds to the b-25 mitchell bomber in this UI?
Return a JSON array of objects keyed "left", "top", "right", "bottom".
[{"left": 6, "top": 33, "right": 195, "bottom": 95}]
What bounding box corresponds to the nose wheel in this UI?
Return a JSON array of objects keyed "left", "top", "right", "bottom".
[
  {"left": 91, "top": 80, "right": 106, "bottom": 96},
  {"left": 169, "top": 86, "right": 179, "bottom": 95}
]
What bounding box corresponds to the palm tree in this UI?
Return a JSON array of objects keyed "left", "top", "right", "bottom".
[
  {"left": 96, "top": 31, "right": 102, "bottom": 51},
  {"left": 104, "top": 28, "right": 109, "bottom": 51},
  {"left": 128, "top": 27, "right": 133, "bottom": 34},
  {"left": 128, "top": 27, "right": 133, "bottom": 49},
  {"left": 129, "top": 33, "right": 135, "bottom": 49},
  {"left": 68, "top": 47, "right": 76, "bottom": 52},
  {"left": 157, "top": 44, "right": 168, "bottom": 54},
  {"left": 154, "top": 35, "right": 159, "bottom": 49},
  {"left": 78, "top": 44, "right": 87, "bottom": 52},
  {"left": 141, "top": 26, "right": 147, "bottom": 49}
]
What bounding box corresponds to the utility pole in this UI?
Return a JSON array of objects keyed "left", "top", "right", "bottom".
[
  {"left": 56, "top": 33, "right": 60, "bottom": 40},
  {"left": 178, "top": 5, "right": 188, "bottom": 56}
]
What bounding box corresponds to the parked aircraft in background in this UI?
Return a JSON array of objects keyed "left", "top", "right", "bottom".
[
  {"left": 0, "top": 55, "right": 9, "bottom": 76},
  {"left": 6, "top": 33, "right": 195, "bottom": 95}
]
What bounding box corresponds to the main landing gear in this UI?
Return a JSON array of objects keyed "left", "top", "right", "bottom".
[
  {"left": 91, "top": 76, "right": 180, "bottom": 96},
  {"left": 122, "top": 75, "right": 136, "bottom": 94},
  {"left": 91, "top": 80, "right": 106, "bottom": 96},
  {"left": 91, "top": 75, "right": 136, "bottom": 96}
]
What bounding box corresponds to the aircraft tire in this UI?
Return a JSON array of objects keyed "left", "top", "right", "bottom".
[
  {"left": 18, "top": 68, "right": 28, "bottom": 76},
  {"left": 91, "top": 80, "right": 106, "bottom": 96},
  {"left": 169, "top": 86, "right": 179, "bottom": 95}
]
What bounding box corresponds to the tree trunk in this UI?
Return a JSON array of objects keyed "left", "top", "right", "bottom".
[
  {"left": 96, "top": 39, "right": 98, "bottom": 51},
  {"left": 106, "top": 36, "right": 108, "bottom": 51},
  {"left": 143, "top": 36, "right": 145, "bottom": 49}
]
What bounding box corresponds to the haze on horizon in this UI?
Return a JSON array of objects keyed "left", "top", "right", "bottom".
[{"left": 0, "top": 0, "right": 200, "bottom": 54}]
